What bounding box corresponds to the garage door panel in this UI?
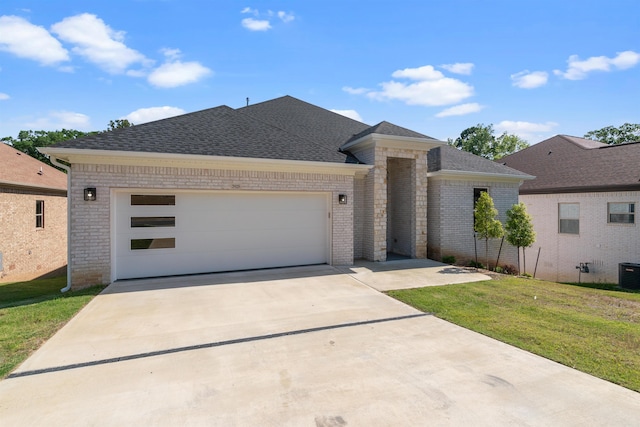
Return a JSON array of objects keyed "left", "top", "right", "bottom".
[{"left": 115, "top": 191, "right": 329, "bottom": 280}]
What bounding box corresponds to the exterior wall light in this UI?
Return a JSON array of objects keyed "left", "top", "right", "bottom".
[
  {"left": 84, "top": 187, "right": 97, "bottom": 201},
  {"left": 338, "top": 194, "right": 347, "bottom": 204}
]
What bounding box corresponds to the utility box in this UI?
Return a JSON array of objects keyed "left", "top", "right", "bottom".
[{"left": 619, "top": 263, "right": 640, "bottom": 290}]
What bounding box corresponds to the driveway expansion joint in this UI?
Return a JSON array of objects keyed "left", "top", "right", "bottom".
[{"left": 8, "top": 313, "right": 429, "bottom": 379}]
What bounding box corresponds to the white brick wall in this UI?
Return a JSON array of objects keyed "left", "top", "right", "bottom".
[
  {"left": 522, "top": 191, "right": 640, "bottom": 283},
  {"left": 69, "top": 163, "right": 355, "bottom": 288},
  {"left": 427, "top": 178, "right": 519, "bottom": 269}
]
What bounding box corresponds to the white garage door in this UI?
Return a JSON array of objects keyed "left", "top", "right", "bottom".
[{"left": 114, "top": 191, "right": 329, "bottom": 280}]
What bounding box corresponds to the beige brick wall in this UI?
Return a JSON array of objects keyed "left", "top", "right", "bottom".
[
  {"left": 356, "top": 146, "right": 428, "bottom": 261},
  {"left": 427, "top": 178, "right": 519, "bottom": 269},
  {"left": 69, "top": 164, "right": 355, "bottom": 288},
  {"left": 0, "top": 188, "right": 67, "bottom": 282},
  {"left": 522, "top": 191, "right": 640, "bottom": 283}
]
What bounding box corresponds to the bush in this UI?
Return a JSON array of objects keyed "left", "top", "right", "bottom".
[
  {"left": 468, "top": 260, "right": 485, "bottom": 269},
  {"left": 495, "top": 266, "right": 504, "bottom": 274},
  {"left": 499, "top": 265, "right": 517, "bottom": 275},
  {"left": 442, "top": 255, "right": 456, "bottom": 265}
]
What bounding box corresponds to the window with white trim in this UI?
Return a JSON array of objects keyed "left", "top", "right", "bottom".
[
  {"left": 558, "top": 203, "right": 579, "bottom": 234},
  {"left": 608, "top": 202, "right": 635, "bottom": 224},
  {"left": 35, "top": 200, "right": 44, "bottom": 228}
]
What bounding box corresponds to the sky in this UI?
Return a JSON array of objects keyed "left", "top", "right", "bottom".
[{"left": 0, "top": 0, "right": 638, "bottom": 144}]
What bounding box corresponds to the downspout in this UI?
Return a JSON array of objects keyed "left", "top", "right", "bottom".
[{"left": 49, "top": 156, "right": 72, "bottom": 293}]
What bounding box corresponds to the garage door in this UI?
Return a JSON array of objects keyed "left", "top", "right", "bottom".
[{"left": 114, "top": 191, "right": 329, "bottom": 280}]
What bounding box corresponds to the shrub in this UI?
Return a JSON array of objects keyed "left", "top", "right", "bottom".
[{"left": 442, "top": 255, "right": 456, "bottom": 265}]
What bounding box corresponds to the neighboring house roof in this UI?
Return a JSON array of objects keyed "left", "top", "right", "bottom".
[
  {"left": 0, "top": 143, "right": 67, "bottom": 192},
  {"left": 500, "top": 134, "right": 640, "bottom": 194},
  {"left": 428, "top": 144, "right": 533, "bottom": 179}
]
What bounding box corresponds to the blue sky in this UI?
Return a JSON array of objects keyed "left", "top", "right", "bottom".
[{"left": 1, "top": 0, "right": 638, "bottom": 143}]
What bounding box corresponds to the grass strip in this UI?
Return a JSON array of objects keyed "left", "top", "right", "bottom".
[
  {"left": 0, "top": 276, "right": 105, "bottom": 378},
  {"left": 388, "top": 277, "right": 640, "bottom": 392}
]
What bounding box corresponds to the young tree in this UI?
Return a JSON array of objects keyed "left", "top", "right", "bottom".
[
  {"left": 449, "top": 124, "right": 529, "bottom": 160},
  {"left": 584, "top": 123, "right": 640, "bottom": 145},
  {"left": 474, "top": 191, "right": 504, "bottom": 269},
  {"left": 505, "top": 203, "right": 536, "bottom": 275}
]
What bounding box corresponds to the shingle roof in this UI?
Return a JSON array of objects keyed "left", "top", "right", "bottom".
[
  {"left": 428, "top": 144, "right": 532, "bottom": 177},
  {"left": 239, "top": 95, "right": 371, "bottom": 149},
  {"left": 345, "top": 121, "right": 434, "bottom": 144},
  {"left": 500, "top": 134, "right": 640, "bottom": 193},
  {"left": 0, "top": 143, "right": 67, "bottom": 191},
  {"left": 50, "top": 103, "right": 349, "bottom": 163}
]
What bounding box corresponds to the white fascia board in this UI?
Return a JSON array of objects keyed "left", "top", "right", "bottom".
[
  {"left": 341, "top": 134, "right": 446, "bottom": 154},
  {"left": 39, "top": 147, "right": 372, "bottom": 176},
  {"left": 427, "top": 169, "right": 536, "bottom": 183}
]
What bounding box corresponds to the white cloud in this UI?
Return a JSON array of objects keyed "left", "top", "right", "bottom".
[
  {"left": 26, "top": 110, "right": 92, "bottom": 130},
  {"left": 241, "top": 7, "right": 258, "bottom": 15},
  {"left": 343, "top": 86, "right": 368, "bottom": 95},
  {"left": 148, "top": 60, "right": 212, "bottom": 88},
  {"left": 0, "top": 92, "right": 9, "bottom": 100},
  {"left": 330, "top": 109, "right": 363, "bottom": 122},
  {"left": 124, "top": 106, "right": 186, "bottom": 124},
  {"left": 277, "top": 11, "right": 295, "bottom": 23},
  {"left": 0, "top": 15, "right": 69, "bottom": 65},
  {"left": 554, "top": 50, "right": 640, "bottom": 80},
  {"left": 51, "top": 13, "right": 150, "bottom": 74},
  {"left": 440, "top": 62, "right": 474, "bottom": 75},
  {"left": 511, "top": 70, "right": 548, "bottom": 89},
  {"left": 241, "top": 17, "right": 271, "bottom": 31},
  {"left": 435, "top": 103, "right": 484, "bottom": 118},
  {"left": 365, "top": 65, "right": 474, "bottom": 106},
  {"left": 240, "top": 8, "right": 294, "bottom": 31},
  {"left": 495, "top": 120, "right": 558, "bottom": 141}
]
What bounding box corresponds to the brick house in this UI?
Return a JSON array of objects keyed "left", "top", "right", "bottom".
[
  {"left": 0, "top": 143, "right": 67, "bottom": 282},
  {"left": 501, "top": 135, "right": 640, "bottom": 283},
  {"left": 40, "top": 96, "right": 530, "bottom": 289}
]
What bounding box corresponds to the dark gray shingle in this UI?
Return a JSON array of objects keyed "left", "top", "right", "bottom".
[{"left": 500, "top": 135, "right": 640, "bottom": 193}]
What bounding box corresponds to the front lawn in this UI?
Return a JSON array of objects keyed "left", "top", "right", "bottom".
[
  {"left": 0, "top": 276, "right": 105, "bottom": 378},
  {"left": 388, "top": 277, "right": 640, "bottom": 392}
]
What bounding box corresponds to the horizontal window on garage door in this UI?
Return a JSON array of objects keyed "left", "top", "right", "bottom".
[
  {"left": 131, "top": 195, "right": 175, "bottom": 205},
  {"left": 131, "top": 217, "right": 176, "bottom": 227},
  {"left": 131, "top": 238, "right": 176, "bottom": 250}
]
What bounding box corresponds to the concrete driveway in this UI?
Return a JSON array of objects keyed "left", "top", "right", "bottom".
[{"left": 1, "top": 262, "right": 640, "bottom": 426}]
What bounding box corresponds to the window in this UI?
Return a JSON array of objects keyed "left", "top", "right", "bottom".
[
  {"left": 131, "top": 217, "right": 175, "bottom": 228},
  {"left": 473, "top": 188, "right": 487, "bottom": 225},
  {"left": 131, "top": 238, "right": 176, "bottom": 250},
  {"left": 131, "top": 195, "right": 175, "bottom": 206},
  {"left": 608, "top": 202, "right": 635, "bottom": 224},
  {"left": 35, "top": 200, "right": 44, "bottom": 228},
  {"left": 559, "top": 203, "right": 579, "bottom": 234}
]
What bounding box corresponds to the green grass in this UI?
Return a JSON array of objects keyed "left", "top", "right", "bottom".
[
  {"left": 0, "top": 276, "right": 105, "bottom": 378},
  {"left": 388, "top": 277, "right": 640, "bottom": 392}
]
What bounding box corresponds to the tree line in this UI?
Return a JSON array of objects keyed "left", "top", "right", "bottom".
[
  {"left": 1, "top": 119, "right": 132, "bottom": 169},
  {"left": 449, "top": 122, "right": 639, "bottom": 160}
]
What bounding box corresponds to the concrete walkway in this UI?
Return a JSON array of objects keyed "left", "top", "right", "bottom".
[{"left": 1, "top": 263, "right": 639, "bottom": 426}]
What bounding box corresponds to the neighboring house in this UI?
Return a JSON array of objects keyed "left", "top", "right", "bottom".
[
  {"left": 40, "top": 96, "right": 530, "bottom": 290},
  {"left": 0, "top": 143, "right": 67, "bottom": 282},
  {"left": 501, "top": 135, "right": 640, "bottom": 283}
]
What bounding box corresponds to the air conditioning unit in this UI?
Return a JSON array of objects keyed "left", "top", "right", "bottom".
[{"left": 619, "top": 263, "right": 640, "bottom": 290}]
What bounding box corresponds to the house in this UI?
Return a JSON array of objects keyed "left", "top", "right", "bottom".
[
  {"left": 0, "top": 143, "right": 68, "bottom": 282},
  {"left": 40, "top": 96, "right": 530, "bottom": 289},
  {"left": 500, "top": 135, "right": 640, "bottom": 283}
]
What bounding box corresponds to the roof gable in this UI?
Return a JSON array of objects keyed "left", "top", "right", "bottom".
[
  {"left": 0, "top": 143, "right": 67, "bottom": 191},
  {"left": 500, "top": 135, "right": 640, "bottom": 193}
]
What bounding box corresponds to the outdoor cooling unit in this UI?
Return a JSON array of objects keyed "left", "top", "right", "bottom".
[{"left": 618, "top": 263, "right": 640, "bottom": 290}]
